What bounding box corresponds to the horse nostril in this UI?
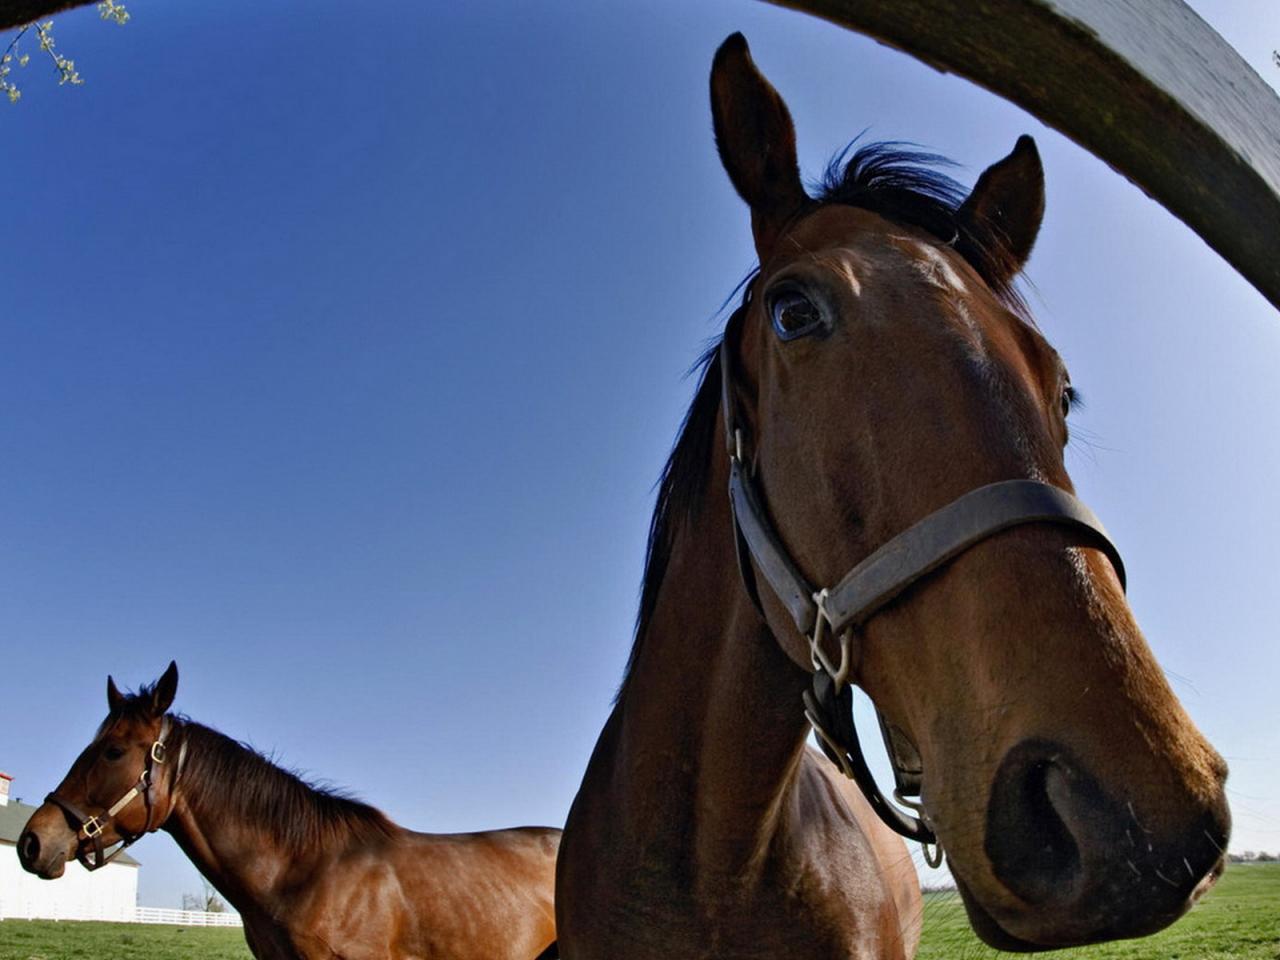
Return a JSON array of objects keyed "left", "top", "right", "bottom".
[
  {"left": 18, "top": 830, "right": 40, "bottom": 867},
  {"left": 985, "top": 740, "right": 1091, "bottom": 905}
]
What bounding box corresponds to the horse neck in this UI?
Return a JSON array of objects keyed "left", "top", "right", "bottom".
[
  {"left": 160, "top": 723, "right": 336, "bottom": 917},
  {"left": 611, "top": 437, "right": 814, "bottom": 877}
]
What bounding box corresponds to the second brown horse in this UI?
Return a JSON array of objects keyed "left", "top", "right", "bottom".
[{"left": 19, "top": 663, "right": 559, "bottom": 960}]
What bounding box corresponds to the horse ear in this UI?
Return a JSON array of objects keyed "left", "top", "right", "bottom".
[
  {"left": 956, "top": 135, "right": 1045, "bottom": 285},
  {"left": 710, "top": 33, "right": 809, "bottom": 261},
  {"left": 107, "top": 676, "right": 125, "bottom": 712},
  {"left": 151, "top": 661, "right": 179, "bottom": 716}
]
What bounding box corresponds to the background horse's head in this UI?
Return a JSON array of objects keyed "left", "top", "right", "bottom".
[
  {"left": 18, "top": 662, "right": 181, "bottom": 879},
  {"left": 710, "top": 34, "right": 1229, "bottom": 950}
]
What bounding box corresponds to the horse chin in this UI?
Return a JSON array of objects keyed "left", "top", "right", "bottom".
[
  {"left": 951, "top": 874, "right": 1053, "bottom": 952},
  {"left": 37, "top": 858, "right": 69, "bottom": 880}
]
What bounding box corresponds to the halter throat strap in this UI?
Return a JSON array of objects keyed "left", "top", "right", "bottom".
[{"left": 717, "top": 332, "right": 1127, "bottom": 848}]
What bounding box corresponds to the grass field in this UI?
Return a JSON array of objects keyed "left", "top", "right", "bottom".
[
  {"left": 0, "top": 863, "right": 1275, "bottom": 958},
  {"left": 0, "top": 919, "right": 252, "bottom": 960},
  {"left": 917, "top": 862, "right": 1280, "bottom": 959}
]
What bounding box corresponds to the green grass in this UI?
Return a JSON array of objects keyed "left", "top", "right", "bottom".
[
  {"left": 917, "top": 862, "right": 1280, "bottom": 960},
  {"left": 0, "top": 919, "right": 252, "bottom": 960},
  {"left": 0, "top": 865, "right": 1275, "bottom": 958}
]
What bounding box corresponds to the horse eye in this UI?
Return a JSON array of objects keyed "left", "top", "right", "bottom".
[
  {"left": 769, "top": 291, "right": 825, "bottom": 341},
  {"left": 1061, "top": 384, "right": 1079, "bottom": 418},
  {"left": 103, "top": 745, "right": 126, "bottom": 762}
]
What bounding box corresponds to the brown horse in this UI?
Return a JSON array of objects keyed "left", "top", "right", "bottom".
[
  {"left": 18, "top": 663, "right": 559, "bottom": 960},
  {"left": 556, "top": 34, "right": 1230, "bottom": 958}
]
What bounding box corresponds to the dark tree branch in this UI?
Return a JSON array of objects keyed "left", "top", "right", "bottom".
[{"left": 1, "top": 0, "right": 96, "bottom": 31}]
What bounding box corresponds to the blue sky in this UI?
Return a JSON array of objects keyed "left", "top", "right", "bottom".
[{"left": 1, "top": 0, "right": 1277, "bottom": 907}]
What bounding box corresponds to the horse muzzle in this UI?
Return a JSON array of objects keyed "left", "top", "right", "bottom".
[
  {"left": 969, "top": 737, "right": 1230, "bottom": 949},
  {"left": 16, "top": 814, "right": 75, "bottom": 880}
]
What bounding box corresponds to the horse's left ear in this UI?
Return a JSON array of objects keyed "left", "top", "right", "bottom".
[
  {"left": 107, "top": 676, "right": 125, "bottom": 712},
  {"left": 710, "top": 33, "right": 809, "bottom": 261},
  {"left": 956, "top": 135, "right": 1045, "bottom": 285},
  {"left": 151, "top": 661, "right": 179, "bottom": 716}
]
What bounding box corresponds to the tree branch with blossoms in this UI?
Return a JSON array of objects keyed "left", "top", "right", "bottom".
[{"left": 1, "top": 1, "right": 128, "bottom": 104}]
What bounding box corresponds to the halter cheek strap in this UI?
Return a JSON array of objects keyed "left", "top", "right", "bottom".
[
  {"left": 46, "top": 716, "right": 188, "bottom": 871},
  {"left": 718, "top": 332, "right": 1127, "bottom": 855}
]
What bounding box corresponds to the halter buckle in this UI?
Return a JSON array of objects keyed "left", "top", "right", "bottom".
[
  {"left": 808, "top": 589, "right": 852, "bottom": 691},
  {"left": 81, "top": 816, "right": 104, "bottom": 839},
  {"left": 151, "top": 740, "right": 167, "bottom": 764}
]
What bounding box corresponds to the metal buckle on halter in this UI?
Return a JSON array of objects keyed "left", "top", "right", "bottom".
[
  {"left": 82, "top": 816, "right": 105, "bottom": 839},
  {"left": 808, "top": 589, "right": 852, "bottom": 692},
  {"left": 151, "top": 740, "right": 167, "bottom": 764}
]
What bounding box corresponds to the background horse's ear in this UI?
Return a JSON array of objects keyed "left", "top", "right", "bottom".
[
  {"left": 710, "top": 33, "right": 809, "bottom": 261},
  {"left": 107, "top": 676, "right": 124, "bottom": 712},
  {"left": 956, "top": 135, "right": 1045, "bottom": 286},
  {"left": 151, "top": 661, "right": 179, "bottom": 716}
]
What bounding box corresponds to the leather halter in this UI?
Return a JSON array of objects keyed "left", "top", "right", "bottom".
[
  {"left": 717, "top": 327, "right": 1127, "bottom": 853},
  {"left": 46, "top": 716, "right": 188, "bottom": 871}
]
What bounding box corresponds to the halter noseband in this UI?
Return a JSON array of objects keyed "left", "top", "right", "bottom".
[
  {"left": 46, "top": 715, "right": 188, "bottom": 871},
  {"left": 718, "top": 328, "right": 1126, "bottom": 861}
]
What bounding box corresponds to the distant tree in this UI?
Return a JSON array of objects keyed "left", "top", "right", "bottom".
[
  {"left": 1258, "top": 851, "right": 1277, "bottom": 862},
  {"left": 182, "top": 877, "right": 227, "bottom": 913}
]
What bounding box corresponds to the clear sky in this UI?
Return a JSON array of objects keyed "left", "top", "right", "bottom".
[{"left": 1, "top": 0, "right": 1276, "bottom": 908}]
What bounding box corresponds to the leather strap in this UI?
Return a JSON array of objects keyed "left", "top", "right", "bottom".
[
  {"left": 729, "top": 457, "right": 817, "bottom": 634},
  {"left": 820, "top": 479, "right": 1125, "bottom": 635}
]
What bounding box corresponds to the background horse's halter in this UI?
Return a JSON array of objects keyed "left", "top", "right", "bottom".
[
  {"left": 45, "top": 716, "right": 187, "bottom": 871},
  {"left": 718, "top": 322, "right": 1126, "bottom": 860}
]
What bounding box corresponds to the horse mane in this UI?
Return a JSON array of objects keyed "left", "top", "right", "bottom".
[
  {"left": 176, "top": 722, "right": 396, "bottom": 850},
  {"left": 621, "top": 142, "right": 1031, "bottom": 690},
  {"left": 113, "top": 687, "right": 395, "bottom": 850}
]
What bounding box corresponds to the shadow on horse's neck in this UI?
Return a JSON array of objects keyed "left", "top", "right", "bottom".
[
  {"left": 161, "top": 720, "right": 394, "bottom": 914},
  {"left": 613, "top": 420, "right": 815, "bottom": 875}
]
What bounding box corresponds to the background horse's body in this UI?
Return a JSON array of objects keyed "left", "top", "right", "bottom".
[{"left": 19, "top": 666, "right": 559, "bottom": 960}]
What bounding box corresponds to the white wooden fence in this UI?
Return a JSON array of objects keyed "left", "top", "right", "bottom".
[{"left": 133, "top": 906, "right": 242, "bottom": 927}]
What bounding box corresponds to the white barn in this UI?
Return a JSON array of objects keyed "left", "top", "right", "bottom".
[{"left": 0, "top": 782, "right": 140, "bottom": 922}]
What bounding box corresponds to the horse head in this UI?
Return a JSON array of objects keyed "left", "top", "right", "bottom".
[{"left": 710, "top": 33, "right": 1229, "bottom": 950}]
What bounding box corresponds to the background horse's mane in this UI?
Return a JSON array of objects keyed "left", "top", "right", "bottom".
[
  {"left": 110, "top": 686, "right": 395, "bottom": 851},
  {"left": 621, "top": 142, "right": 1031, "bottom": 691}
]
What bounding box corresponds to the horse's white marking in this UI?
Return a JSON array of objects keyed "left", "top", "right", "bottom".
[
  {"left": 904, "top": 239, "right": 968, "bottom": 296},
  {"left": 811, "top": 253, "right": 863, "bottom": 297}
]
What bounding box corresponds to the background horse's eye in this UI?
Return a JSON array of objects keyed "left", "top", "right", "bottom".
[
  {"left": 769, "top": 291, "right": 825, "bottom": 340},
  {"left": 103, "top": 745, "right": 126, "bottom": 762}
]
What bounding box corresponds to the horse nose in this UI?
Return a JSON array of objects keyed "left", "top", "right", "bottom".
[
  {"left": 18, "top": 829, "right": 41, "bottom": 869},
  {"left": 984, "top": 738, "right": 1231, "bottom": 937}
]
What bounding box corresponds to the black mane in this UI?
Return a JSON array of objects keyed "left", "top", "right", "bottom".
[
  {"left": 177, "top": 721, "right": 396, "bottom": 851},
  {"left": 622, "top": 143, "right": 1029, "bottom": 688},
  {"left": 111, "top": 687, "right": 394, "bottom": 851}
]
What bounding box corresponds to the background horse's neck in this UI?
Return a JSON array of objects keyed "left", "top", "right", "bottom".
[{"left": 161, "top": 722, "right": 389, "bottom": 922}]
